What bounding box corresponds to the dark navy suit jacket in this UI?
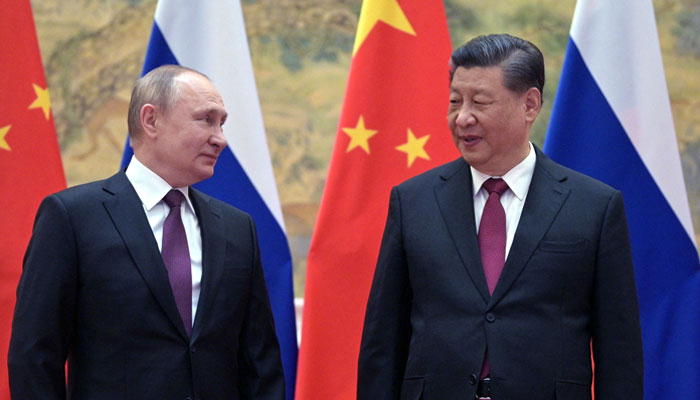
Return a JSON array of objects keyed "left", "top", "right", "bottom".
[
  {"left": 358, "top": 147, "right": 643, "bottom": 400},
  {"left": 9, "top": 171, "right": 285, "bottom": 399}
]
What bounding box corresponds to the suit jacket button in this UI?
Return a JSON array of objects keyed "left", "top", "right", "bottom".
[
  {"left": 486, "top": 312, "right": 496, "bottom": 322},
  {"left": 469, "top": 373, "right": 478, "bottom": 385}
]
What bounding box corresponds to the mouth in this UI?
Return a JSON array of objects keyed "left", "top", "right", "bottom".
[
  {"left": 199, "top": 153, "right": 219, "bottom": 163},
  {"left": 459, "top": 135, "right": 482, "bottom": 146}
]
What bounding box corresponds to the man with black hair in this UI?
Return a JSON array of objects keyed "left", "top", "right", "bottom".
[{"left": 358, "top": 34, "right": 643, "bottom": 400}]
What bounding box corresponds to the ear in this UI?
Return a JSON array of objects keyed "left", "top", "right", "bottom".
[
  {"left": 140, "top": 104, "right": 159, "bottom": 139},
  {"left": 523, "top": 87, "right": 542, "bottom": 123}
]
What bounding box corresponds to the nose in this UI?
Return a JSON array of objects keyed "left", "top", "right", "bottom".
[
  {"left": 210, "top": 127, "right": 227, "bottom": 149},
  {"left": 455, "top": 104, "right": 477, "bottom": 128}
]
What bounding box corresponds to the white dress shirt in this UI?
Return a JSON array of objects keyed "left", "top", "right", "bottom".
[
  {"left": 125, "top": 156, "right": 202, "bottom": 327},
  {"left": 472, "top": 142, "right": 537, "bottom": 259}
]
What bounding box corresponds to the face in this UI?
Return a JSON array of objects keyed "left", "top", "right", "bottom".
[
  {"left": 447, "top": 66, "right": 539, "bottom": 176},
  {"left": 148, "top": 72, "right": 228, "bottom": 187}
]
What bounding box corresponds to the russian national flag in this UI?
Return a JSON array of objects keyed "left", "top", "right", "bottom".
[
  {"left": 120, "top": 1, "right": 297, "bottom": 398},
  {"left": 544, "top": 0, "right": 700, "bottom": 397}
]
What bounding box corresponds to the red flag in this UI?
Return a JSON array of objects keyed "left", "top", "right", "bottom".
[
  {"left": 0, "top": 1, "right": 66, "bottom": 396},
  {"left": 296, "top": 0, "right": 456, "bottom": 398}
]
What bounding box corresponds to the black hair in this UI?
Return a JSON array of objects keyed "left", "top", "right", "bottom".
[{"left": 450, "top": 34, "right": 544, "bottom": 100}]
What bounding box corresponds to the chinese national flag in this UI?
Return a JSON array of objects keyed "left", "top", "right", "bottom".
[
  {"left": 296, "top": 0, "right": 456, "bottom": 398},
  {"left": 0, "top": 1, "right": 66, "bottom": 396}
]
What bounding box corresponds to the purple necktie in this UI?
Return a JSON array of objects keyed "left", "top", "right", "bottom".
[
  {"left": 162, "top": 190, "right": 192, "bottom": 336},
  {"left": 478, "top": 178, "right": 509, "bottom": 379}
]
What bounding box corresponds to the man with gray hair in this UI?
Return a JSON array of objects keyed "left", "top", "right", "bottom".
[
  {"left": 9, "top": 65, "right": 286, "bottom": 399},
  {"left": 357, "top": 34, "right": 643, "bottom": 399}
]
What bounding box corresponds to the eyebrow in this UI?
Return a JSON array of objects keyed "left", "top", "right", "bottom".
[
  {"left": 196, "top": 106, "right": 226, "bottom": 115},
  {"left": 449, "top": 84, "right": 493, "bottom": 95}
]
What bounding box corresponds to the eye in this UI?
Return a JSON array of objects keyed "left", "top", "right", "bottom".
[{"left": 473, "top": 98, "right": 492, "bottom": 106}]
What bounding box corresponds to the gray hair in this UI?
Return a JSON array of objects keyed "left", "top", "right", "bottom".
[{"left": 127, "top": 65, "right": 209, "bottom": 138}]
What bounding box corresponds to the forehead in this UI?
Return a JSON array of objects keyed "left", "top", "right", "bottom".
[
  {"left": 450, "top": 66, "right": 506, "bottom": 93},
  {"left": 173, "top": 73, "right": 225, "bottom": 110}
]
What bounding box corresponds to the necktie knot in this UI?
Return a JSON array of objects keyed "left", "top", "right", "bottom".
[
  {"left": 164, "top": 190, "right": 185, "bottom": 208},
  {"left": 482, "top": 178, "right": 509, "bottom": 197}
]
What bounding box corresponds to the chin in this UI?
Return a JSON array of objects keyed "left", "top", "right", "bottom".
[
  {"left": 200, "top": 171, "right": 215, "bottom": 181},
  {"left": 188, "top": 168, "right": 213, "bottom": 184},
  {"left": 459, "top": 149, "right": 478, "bottom": 163},
  {"left": 462, "top": 155, "right": 491, "bottom": 172}
]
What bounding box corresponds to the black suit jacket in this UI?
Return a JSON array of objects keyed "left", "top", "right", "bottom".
[
  {"left": 8, "top": 171, "right": 285, "bottom": 399},
  {"left": 357, "top": 147, "right": 643, "bottom": 400}
]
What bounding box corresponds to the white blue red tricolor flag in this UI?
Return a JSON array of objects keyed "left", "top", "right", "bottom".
[
  {"left": 544, "top": 0, "right": 700, "bottom": 398},
  {"left": 120, "top": 1, "right": 297, "bottom": 397}
]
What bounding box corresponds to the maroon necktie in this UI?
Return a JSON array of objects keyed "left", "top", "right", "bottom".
[
  {"left": 478, "top": 178, "right": 509, "bottom": 379},
  {"left": 478, "top": 178, "right": 509, "bottom": 294},
  {"left": 162, "top": 190, "right": 192, "bottom": 336}
]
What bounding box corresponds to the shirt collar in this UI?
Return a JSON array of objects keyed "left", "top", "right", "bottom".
[
  {"left": 471, "top": 142, "right": 537, "bottom": 200},
  {"left": 125, "top": 156, "right": 193, "bottom": 212}
]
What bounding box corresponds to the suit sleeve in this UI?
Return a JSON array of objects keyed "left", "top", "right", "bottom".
[
  {"left": 592, "top": 190, "right": 644, "bottom": 399},
  {"left": 357, "top": 186, "right": 412, "bottom": 399},
  {"left": 237, "top": 215, "right": 286, "bottom": 400},
  {"left": 8, "top": 194, "right": 77, "bottom": 399}
]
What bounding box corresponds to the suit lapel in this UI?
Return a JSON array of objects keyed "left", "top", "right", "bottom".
[
  {"left": 434, "top": 159, "right": 491, "bottom": 303},
  {"left": 189, "top": 190, "right": 226, "bottom": 342},
  {"left": 102, "top": 172, "right": 189, "bottom": 341},
  {"left": 489, "top": 148, "right": 571, "bottom": 306}
]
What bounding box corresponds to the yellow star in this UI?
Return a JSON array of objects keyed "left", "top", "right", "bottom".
[
  {"left": 396, "top": 128, "right": 430, "bottom": 167},
  {"left": 353, "top": 0, "right": 416, "bottom": 55},
  {"left": 343, "top": 115, "right": 379, "bottom": 154},
  {"left": 0, "top": 125, "right": 11, "bottom": 151},
  {"left": 28, "top": 83, "right": 51, "bottom": 120}
]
